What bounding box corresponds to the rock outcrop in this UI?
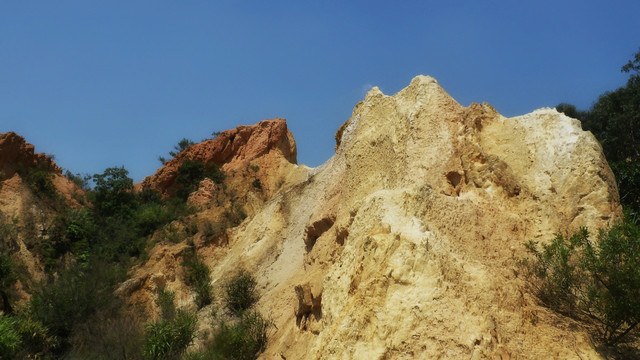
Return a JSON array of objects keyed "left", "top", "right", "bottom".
[
  {"left": 141, "top": 118, "right": 297, "bottom": 197},
  {"left": 125, "top": 76, "right": 620, "bottom": 359},
  {"left": 0, "top": 132, "right": 59, "bottom": 178},
  {"left": 0, "top": 132, "right": 85, "bottom": 305}
]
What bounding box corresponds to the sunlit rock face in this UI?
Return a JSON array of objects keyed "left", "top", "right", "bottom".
[
  {"left": 141, "top": 118, "right": 297, "bottom": 198},
  {"left": 128, "top": 76, "right": 619, "bottom": 359}
]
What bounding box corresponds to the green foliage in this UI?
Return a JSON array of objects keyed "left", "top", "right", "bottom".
[
  {"left": 64, "top": 170, "right": 92, "bottom": 191},
  {"left": 182, "top": 247, "right": 212, "bottom": 309},
  {"left": 28, "top": 169, "right": 57, "bottom": 197},
  {"left": 156, "top": 287, "right": 176, "bottom": 321},
  {"left": 175, "top": 159, "right": 225, "bottom": 200},
  {"left": 225, "top": 271, "right": 258, "bottom": 315},
  {"left": 12, "top": 314, "right": 57, "bottom": 357},
  {"left": 191, "top": 311, "right": 272, "bottom": 360},
  {"left": 142, "top": 310, "right": 197, "bottom": 360},
  {"left": 249, "top": 165, "right": 259, "bottom": 173},
  {"left": 28, "top": 260, "right": 124, "bottom": 352},
  {"left": 252, "top": 179, "right": 262, "bottom": 190},
  {"left": 67, "top": 309, "right": 145, "bottom": 360},
  {"left": 92, "top": 166, "right": 136, "bottom": 218},
  {"left": 170, "top": 138, "right": 196, "bottom": 158},
  {"left": 0, "top": 255, "right": 16, "bottom": 314},
  {"left": 0, "top": 316, "right": 22, "bottom": 360},
  {"left": 523, "top": 214, "right": 640, "bottom": 345},
  {"left": 610, "top": 161, "right": 640, "bottom": 213},
  {"left": 223, "top": 204, "right": 247, "bottom": 228}
]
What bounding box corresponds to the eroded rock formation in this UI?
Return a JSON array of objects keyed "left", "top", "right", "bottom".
[
  {"left": 141, "top": 118, "right": 297, "bottom": 197},
  {"left": 152, "top": 76, "right": 617, "bottom": 359}
]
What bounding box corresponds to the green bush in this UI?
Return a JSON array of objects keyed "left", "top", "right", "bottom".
[
  {"left": 156, "top": 287, "right": 177, "bottom": 321},
  {"left": 523, "top": 214, "right": 640, "bottom": 345},
  {"left": 67, "top": 309, "right": 144, "bottom": 360},
  {"left": 64, "top": 170, "right": 91, "bottom": 191},
  {"left": 175, "top": 159, "right": 224, "bottom": 200},
  {"left": 0, "top": 255, "right": 16, "bottom": 314},
  {"left": 0, "top": 316, "right": 21, "bottom": 360},
  {"left": 142, "top": 310, "right": 197, "bottom": 360},
  {"left": 206, "top": 311, "right": 272, "bottom": 360},
  {"left": 28, "top": 260, "right": 124, "bottom": 352},
  {"left": 27, "top": 169, "right": 57, "bottom": 198},
  {"left": 225, "top": 271, "right": 258, "bottom": 315},
  {"left": 91, "top": 167, "right": 136, "bottom": 218},
  {"left": 182, "top": 247, "right": 212, "bottom": 309}
]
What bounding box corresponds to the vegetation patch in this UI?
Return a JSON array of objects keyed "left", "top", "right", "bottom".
[
  {"left": 182, "top": 245, "right": 212, "bottom": 309},
  {"left": 522, "top": 213, "right": 640, "bottom": 345},
  {"left": 225, "top": 270, "right": 258, "bottom": 315}
]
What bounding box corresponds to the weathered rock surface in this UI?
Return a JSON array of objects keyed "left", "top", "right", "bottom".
[
  {"left": 0, "top": 133, "right": 85, "bottom": 305},
  {"left": 141, "top": 118, "right": 297, "bottom": 197},
  {"left": 126, "top": 76, "right": 620, "bottom": 359}
]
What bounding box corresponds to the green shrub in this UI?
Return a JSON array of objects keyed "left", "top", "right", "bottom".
[
  {"left": 223, "top": 205, "right": 247, "bottom": 228},
  {"left": 225, "top": 271, "right": 257, "bottom": 315},
  {"left": 142, "top": 310, "right": 197, "bottom": 360},
  {"left": 27, "top": 169, "right": 56, "bottom": 198},
  {"left": 170, "top": 138, "right": 195, "bottom": 158},
  {"left": 28, "top": 260, "right": 124, "bottom": 351},
  {"left": 207, "top": 311, "right": 272, "bottom": 360},
  {"left": 91, "top": 167, "right": 136, "bottom": 218},
  {"left": 523, "top": 214, "right": 640, "bottom": 345},
  {"left": 156, "top": 287, "right": 176, "bottom": 321},
  {"left": 182, "top": 247, "right": 212, "bottom": 309},
  {"left": 0, "top": 316, "right": 21, "bottom": 360},
  {"left": 0, "top": 255, "right": 16, "bottom": 314},
  {"left": 252, "top": 179, "right": 262, "bottom": 190},
  {"left": 13, "top": 314, "right": 57, "bottom": 357},
  {"left": 67, "top": 309, "right": 144, "bottom": 360},
  {"left": 176, "top": 159, "right": 225, "bottom": 200},
  {"left": 64, "top": 170, "right": 91, "bottom": 191}
]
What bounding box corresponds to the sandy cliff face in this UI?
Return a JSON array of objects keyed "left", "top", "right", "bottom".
[
  {"left": 0, "top": 133, "right": 84, "bottom": 303},
  {"left": 130, "top": 76, "right": 620, "bottom": 359}
]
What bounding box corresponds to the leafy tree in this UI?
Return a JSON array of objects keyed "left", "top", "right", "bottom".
[
  {"left": 91, "top": 167, "right": 136, "bottom": 218},
  {"left": 523, "top": 213, "right": 640, "bottom": 345},
  {"left": 170, "top": 138, "right": 195, "bottom": 158}
]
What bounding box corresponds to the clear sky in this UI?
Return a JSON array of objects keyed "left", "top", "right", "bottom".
[{"left": 1, "top": 1, "right": 639, "bottom": 182}]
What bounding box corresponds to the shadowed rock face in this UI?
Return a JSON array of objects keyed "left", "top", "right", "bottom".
[
  {"left": 141, "top": 118, "right": 297, "bottom": 197},
  {"left": 0, "top": 132, "right": 59, "bottom": 178}
]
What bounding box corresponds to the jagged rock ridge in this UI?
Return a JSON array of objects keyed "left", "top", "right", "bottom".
[
  {"left": 147, "top": 75, "right": 617, "bottom": 359},
  {"left": 141, "top": 118, "right": 297, "bottom": 197}
]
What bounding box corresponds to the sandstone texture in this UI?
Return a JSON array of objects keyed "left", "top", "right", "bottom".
[
  {"left": 0, "top": 132, "right": 59, "bottom": 177},
  {"left": 141, "top": 118, "right": 297, "bottom": 197},
  {"left": 128, "top": 76, "right": 620, "bottom": 359}
]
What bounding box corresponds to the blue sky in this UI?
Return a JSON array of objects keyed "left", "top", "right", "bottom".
[{"left": 1, "top": 1, "right": 639, "bottom": 182}]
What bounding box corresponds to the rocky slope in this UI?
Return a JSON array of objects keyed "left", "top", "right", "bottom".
[
  {"left": 141, "top": 118, "right": 298, "bottom": 199},
  {"left": 127, "top": 76, "right": 620, "bottom": 359},
  {"left": 0, "top": 132, "right": 83, "bottom": 306}
]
